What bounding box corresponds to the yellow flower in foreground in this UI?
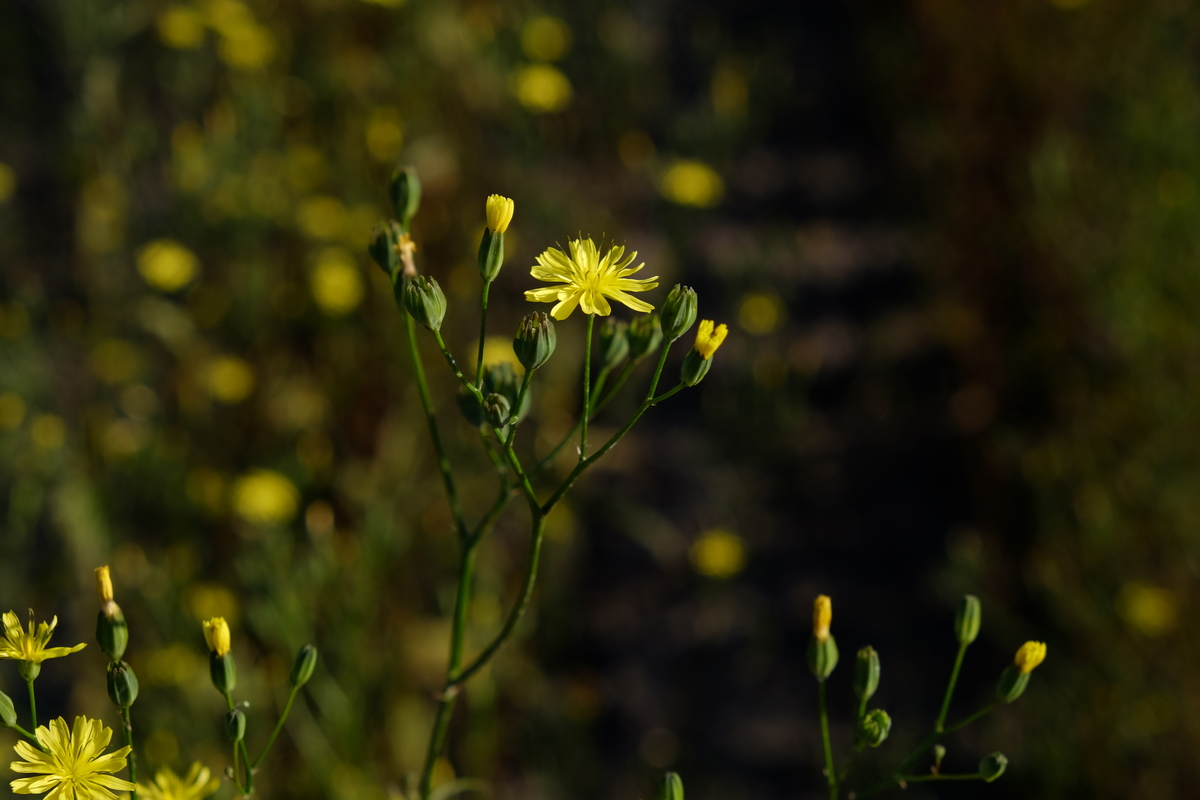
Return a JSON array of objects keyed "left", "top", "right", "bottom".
[
  {"left": 138, "top": 762, "right": 220, "bottom": 800},
  {"left": 0, "top": 611, "right": 86, "bottom": 664},
  {"left": 1014, "top": 640, "right": 1047, "bottom": 674},
  {"left": 812, "top": 595, "right": 832, "bottom": 643},
  {"left": 10, "top": 716, "right": 135, "bottom": 800},
  {"left": 202, "top": 617, "right": 231, "bottom": 656},
  {"left": 486, "top": 195, "right": 514, "bottom": 233},
  {"left": 693, "top": 319, "right": 728, "bottom": 360},
  {"left": 525, "top": 237, "right": 658, "bottom": 320}
]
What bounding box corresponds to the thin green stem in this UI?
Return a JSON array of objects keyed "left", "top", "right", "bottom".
[
  {"left": 26, "top": 677, "right": 36, "bottom": 729},
  {"left": 251, "top": 685, "right": 300, "bottom": 770},
  {"left": 10, "top": 722, "right": 43, "bottom": 748},
  {"left": 433, "top": 329, "right": 485, "bottom": 403},
  {"left": 474, "top": 282, "right": 492, "bottom": 387},
  {"left": 224, "top": 694, "right": 245, "bottom": 795},
  {"left": 579, "top": 314, "right": 595, "bottom": 461},
  {"left": 818, "top": 681, "right": 837, "bottom": 800},
  {"left": 121, "top": 706, "right": 137, "bottom": 799},
  {"left": 936, "top": 642, "right": 969, "bottom": 732},
  {"left": 898, "top": 773, "right": 982, "bottom": 784},
  {"left": 589, "top": 364, "right": 613, "bottom": 413},
  {"left": 223, "top": 693, "right": 252, "bottom": 796},
  {"left": 419, "top": 698, "right": 456, "bottom": 800},
  {"left": 944, "top": 702, "right": 996, "bottom": 734}
]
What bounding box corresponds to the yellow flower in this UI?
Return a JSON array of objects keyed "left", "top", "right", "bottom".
[
  {"left": 1013, "top": 640, "right": 1047, "bottom": 674},
  {"left": 693, "top": 319, "right": 728, "bottom": 360},
  {"left": 95, "top": 566, "right": 114, "bottom": 603},
  {"left": 486, "top": 194, "right": 515, "bottom": 233},
  {"left": 813, "top": 595, "right": 832, "bottom": 643},
  {"left": 10, "top": 716, "right": 136, "bottom": 800},
  {"left": 525, "top": 237, "right": 658, "bottom": 320},
  {"left": 202, "top": 617, "right": 231, "bottom": 656},
  {"left": 0, "top": 611, "right": 86, "bottom": 664},
  {"left": 231, "top": 470, "right": 298, "bottom": 525},
  {"left": 138, "top": 762, "right": 220, "bottom": 800}
]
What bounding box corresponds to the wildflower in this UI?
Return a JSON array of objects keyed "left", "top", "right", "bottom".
[
  {"left": 94, "top": 566, "right": 128, "bottom": 663},
  {"left": 138, "top": 763, "right": 220, "bottom": 800},
  {"left": 0, "top": 611, "right": 86, "bottom": 665},
  {"left": 807, "top": 594, "right": 838, "bottom": 682},
  {"left": 1014, "top": 640, "right": 1047, "bottom": 673},
  {"left": 9, "top": 716, "right": 136, "bottom": 800},
  {"left": 485, "top": 195, "right": 514, "bottom": 234},
  {"left": 202, "top": 618, "right": 231, "bottom": 656},
  {"left": 525, "top": 237, "right": 659, "bottom": 320},
  {"left": 693, "top": 320, "right": 728, "bottom": 360},
  {"left": 812, "top": 595, "right": 832, "bottom": 643}
]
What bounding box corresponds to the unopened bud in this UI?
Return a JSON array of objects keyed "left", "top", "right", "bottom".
[
  {"left": 807, "top": 635, "right": 838, "bottom": 682},
  {"left": 514, "top": 312, "right": 557, "bottom": 371},
  {"left": 368, "top": 220, "right": 404, "bottom": 278},
  {"left": 680, "top": 320, "right": 728, "bottom": 386},
  {"left": 995, "top": 664, "right": 1029, "bottom": 703},
  {"left": 853, "top": 646, "right": 880, "bottom": 702},
  {"left": 210, "top": 652, "right": 237, "bottom": 695},
  {"left": 627, "top": 314, "right": 663, "bottom": 361},
  {"left": 932, "top": 744, "right": 946, "bottom": 771},
  {"left": 405, "top": 276, "right": 447, "bottom": 331},
  {"left": 478, "top": 195, "right": 514, "bottom": 282},
  {"left": 203, "top": 617, "right": 231, "bottom": 656},
  {"left": 106, "top": 661, "right": 139, "bottom": 709},
  {"left": 389, "top": 166, "right": 422, "bottom": 230},
  {"left": 290, "top": 644, "right": 318, "bottom": 688},
  {"left": 96, "top": 568, "right": 129, "bottom": 662},
  {"left": 1014, "top": 641, "right": 1047, "bottom": 674},
  {"left": 979, "top": 752, "right": 1008, "bottom": 782},
  {"left": 225, "top": 708, "right": 246, "bottom": 742},
  {"left": 0, "top": 690, "right": 16, "bottom": 728},
  {"left": 482, "top": 363, "right": 530, "bottom": 422},
  {"left": 857, "top": 708, "right": 891, "bottom": 748},
  {"left": 484, "top": 393, "right": 511, "bottom": 429},
  {"left": 656, "top": 772, "right": 683, "bottom": 800},
  {"left": 955, "top": 595, "right": 981, "bottom": 646},
  {"left": 598, "top": 318, "right": 630, "bottom": 370},
  {"left": 660, "top": 285, "right": 698, "bottom": 342}
]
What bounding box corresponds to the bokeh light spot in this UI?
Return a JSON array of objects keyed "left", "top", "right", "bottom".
[
  {"left": 0, "top": 393, "right": 27, "bottom": 430},
  {"left": 521, "top": 16, "right": 573, "bottom": 62},
  {"left": 157, "top": 7, "right": 206, "bottom": 49},
  {"left": 0, "top": 162, "right": 16, "bottom": 202},
  {"left": 311, "top": 247, "right": 365, "bottom": 317},
  {"left": 689, "top": 528, "right": 747, "bottom": 578},
  {"left": 513, "top": 65, "right": 573, "bottom": 114},
  {"left": 30, "top": 414, "right": 66, "bottom": 450},
  {"left": 738, "top": 292, "right": 785, "bottom": 335},
  {"left": 205, "top": 355, "right": 256, "bottom": 404},
  {"left": 232, "top": 469, "right": 299, "bottom": 526},
  {"left": 1117, "top": 583, "right": 1176, "bottom": 636},
  {"left": 366, "top": 106, "right": 405, "bottom": 162},
  {"left": 91, "top": 340, "right": 142, "bottom": 384},
  {"left": 660, "top": 160, "right": 724, "bottom": 208},
  {"left": 297, "top": 196, "right": 347, "bottom": 240},
  {"left": 618, "top": 130, "right": 656, "bottom": 171},
  {"left": 137, "top": 239, "right": 200, "bottom": 292}
]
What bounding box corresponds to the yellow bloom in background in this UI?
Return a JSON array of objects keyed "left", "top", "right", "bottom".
[
  {"left": 310, "top": 247, "right": 365, "bottom": 316},
  {"left": 365, "top": 106, "right": 404, "bottom": 162},
  {"left": 1014, "top": 640, "right": 1047, "bottom": 673},
  {"left": 137, "top": 239, "right": 199, "bottom": 292},
  {"left": 29, "top": 414, "right": 66, "bottom": 450},
  {"left": 521, "top": 15, "right": 572, "bottom": 62},
  {"left": 738, "top": 292, "right": 785, "bottom": 335},
  {"left": 693, "top": 319, "right": 728, "bottom": 360},
  {"left": 0, "top": 392, "right": 26, "bottom": 430},
  {"left": 157, "top": 7, "right": 206, "bottom": 49},
  {"left": 201, "top": 617, "right": 231, "bottom": 656},
  {"left": 231, "top": 469, "right": 299, "bottom": 525},
  {"left": 525, "top": 237, "right": 658, "bottom": 320},
  {"left": 513, "top": 65, "right": 573, "bottom": 114},
  {"left": 138, "top": 763, "right": 220, "bottom": 800},
  {"left": 296, "top": 195, "right": 347, "bottom": 240},
  {"left": 813, "top": 595, "right": 832, "bottom": 643},
  {"left": 1117, "top": 582, "right": 1177, "bottom": 636},
  {"left": 204, "top": 356, "right": 255, "bottom": 404},
  {"left": 0, "top": 162, "right": 16, "bottom": 202},
  {"left": 10, "top": 716, "right": 135, "bottom": 800},
  {"left": 689, "top": 529, "right": 747, "bottom": 579},
  {"left": 659, "top": 160, "right": 725, "bottom": 208},
  {"left": 0, "top": 611, "right": 86, "bottom": 663},
  {"left": 486, "top": 194, "right": 515, "bottom": 233}
]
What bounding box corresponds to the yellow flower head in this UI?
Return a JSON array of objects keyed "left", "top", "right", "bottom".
[
  {"left": 0, "top": 611, "right": 86, "bottom": 664},
  {"left": 525, "top": 237, "right": 659, "bottom": 320},
  {"left": 486, "top": 195, "right": 515, "bottom": 233},
  {"left": 813, "top": 595, "right": 832, "bottom": 643},
  {"left": 10, "top": 716, "right": 136, "bottom": 800},
  {"left": 1013, "top": 640, "right": 1047, "bottom": 674},
  {"left": 95, "top": 566, "right": 114, "bottom": 603},
  {"left": 202, "top": 617, "right": 231, "bottom": 656},
  {"left": 693, "top": 320, "right": 728, "bottom": 360},
  {"left": 138, "top": 762, "right": 220, "bottom": 800}
]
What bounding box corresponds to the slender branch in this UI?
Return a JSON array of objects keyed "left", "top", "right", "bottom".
[
  {"left": 944, "top": 703, "right": 996, "bottom": 735},
  {"left": 251, "top": 685, "right": 301, "bottom": 770},
  {"left": 579, "top": 314, "right": 595, "bottom": 461},
  {"left": 10, "top": 721, "right": 43, "bottom": 748},
  {"left": 223, "top": 693, "right": 247, "bottom": 796},
  {"left": 594, "top": 360, "right": 636, "bottom": 413},
  {"left": 818, "top": 681, "right": 837, "bottom": 800},
  {"left": 26, "top": 677, "right": 36, "bottom": 729},
  {"left": 474, "top": 282, "right": 492, "bottom": 388},
  {"left": 419, "top": 699, "right": 456, "bottom": 800},
  {"left": 433, "top": 330, "right": 485, "bottom": 403},
  {"left": 121, "top": 706, "right": 137, "bottom": 799},
  {"left": 936, "top": 642, "right": 969, "bottom": 732}
]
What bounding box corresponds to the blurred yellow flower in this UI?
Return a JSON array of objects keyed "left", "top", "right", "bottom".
[
  {"left": 521, "top": 16, "right": 572, "bottom": 62},
  {"left": 204, "top": 356, "right": 255, "bottom": 404},
  {"left": 202, "top": 617, "right": 231, "bottom": 655},
  {"left": 137, "top": 239, "right": 199, "bottom": 292},
  {"left": 0, "top": 611, "right": 86, "bottom": 664},
  {"left": 513, "top": 65, "right": 573, "bottom": 114},
  {"left": 297, "top": 196, "right": 347, "bottom": 240},
  {"left": 0, "top": 392, "right": 27, "bottom": 430},
  {"left": 485, "top": 194, "right": 514, "bottom": 233},
  {"left": 813, "top": 595, "right": 832, "bottom": 642},
  {"left": 157, "top": 7, "right": 206, "bottom": 49},
  {"left": 525, "top": 237, "right": 658, "bottom": 319},
  {"left": 1014, "top": 640, "right": 1047, "bottom": 673},
  {"left": 1117, "top": 582, "right": 1177, "bottom": 636},
  {"left": 10, "top": 717, "right": 135, "bottom": 799},
  {"left": 660, "top": 160, "right": 724, "bottom": 208},
  {"left": 366, "top": 107, "right": 405, "bottom": 162},
  {"left": 738, "top": 292, "right": 785, "bottom": 335},
  {"left": 689, "top": 529, "right": 746, "bottom": 579},
  {"left": 30, "top": 414, "right": 66, "bottom": 450},
  {"left": 311, "top": 247, "right": 365, "bottom": 316},
  {"left": 138, "top": 763, "right": 220, "bottom": 800},
  {"left": 92, "top": 340, "right": 142, "bottom": 384},
  {"left": 231, "top": 470, "right": 299, "bottom": 525},
  {"left": 693, "top": 319, "right": 728, "bottom": 360},
  {"left": 0, "top": 162, "right": 16, "bottom": 202},
  {"left": 481, "top": 335, "right": 524, "bottom": 373},
  {"left": 217, "top": 22, "right": 275, "bottom": 69}
]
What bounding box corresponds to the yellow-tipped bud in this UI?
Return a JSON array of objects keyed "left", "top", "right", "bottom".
[
  {"left": 95, "top": 566, "right": 114, "bottom": 604},
  {"left": 485, "top": 194, "right": 515, "bottom": 233},
  {"left": 1013, "top": 641, "right": 1046, "bottom": 674},
  {"left": 813, "top": 595, "right": 832, "bottom": 642},
  {"left": 203, "top": 617, "right": 232, "bottom": 656},
  {"left": 693, "top": 319, "right": 728, "bottom": 360}
]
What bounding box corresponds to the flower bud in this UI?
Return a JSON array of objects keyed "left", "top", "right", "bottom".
[
  {"left": 853, "top": 646, "right": 880, "bottom": 702},
  {"left": 656, "top": 772, "right": 683, "bottom": 800},
  {"left": 932, "top": 744, "right": 946, "bottom": 771},
  {"left": 106, "top": 661, "right": 139, "bottom": 709},
  {"left": 482, "top": 363, "right": 530, "bottom": 422},
  {"left": 225, "top": 708, "right": 246, "bottom": 742},
  {"left": 955, "top": 595, "right": 981, "bottom": 646},
  {"left": 660, "top": 285, "right": 698, "bottom": 342},
  {"left": 477, "top": 195, "right": 513, "bottom": 282},
  {"left": 456, "top": 385, "right": 486, "bottom": 427},
  {"left": 598, "top": 318, "right": 630, "bottom": 370},
  {"left": 680, "top": 320, "right": 728, "bottom": 386},
  {"left": 812, "top": 595, "right": 832, "bottom": 642},
  {"left": 680, "top": 350, "right": 712, "bottom": 387},
  {"left": 514, "top": 312, "right": 557, "bottom": 371},
  {"left": 484, "top": 393, "right": 512, "bottom": 428},
  {"left": 210, "top": 652, "right": 237, "bottom": 695},
  {"left": 627, "top": 314, "right": 663, "bottom": 361},
  {"left": 203, "top": 617, "right": 231, "bottom": 657},
  {"left": 95, "top": 566, "right": 129, "bottom": 662},
  {"left": 485, "top": 194, "right": 514, "bottom": 234},
  {"left": 807, "top": 635, "right": 838, "bottom": 682},
  {"left": 1014, "top": 640, "right": 1047, "bottom": 674},
  {"left": 290, "top": 644, "right": 318, "bottom": 688},
  {"left": 857, "top": 708, "right": 891, "bottom": 748},
  {"left": 405, "top": 276, "right": 447, "bottom": 331},
  {"left": 389, "top": 166, "right": 422, "bottom": 230},
  {"left": 0, "top": 689, "right": 16, "bottom": 728},
  {"left": 979, "top": 752, "right": 1008, "bottom": 782},
  {"left": 995, "top": 664, "right": 1029, "bottom": 703},
  {"left": 368, "top": 220, "right": 404, "bottom": 278}
]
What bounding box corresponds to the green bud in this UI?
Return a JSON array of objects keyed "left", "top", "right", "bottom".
[
  {"left": 482, "top": 364, "right": 530, "bottom": 422},
  {"left": 807, "top": 633, "right": 839, "bottom": 682},
  {"left": 456, "top": 385, "right": 486, "bottom": 427},
  {"left": 995, "top": 664, "right": 1029, "bottom": 703},
  {"left": 0, "top": 690, "right": 16, "bottom": 728},
  {"left": 389, "top": 166, "right": 422, "bottom": 230},
  {"left": 627, "top": 313, "right": 663, "bottom": 361},
  {"left": 932, "top": 744, "right": 946, "bottom": 770},
  {"left": 210, "top": 651, "right": 237, "bottom": 695},
  {"left": 853, "top": 646, "right": 880, "bottom": 702},
  {"left": 483, "top": 393, "right": 511, "bottom": 428},
  {"left": 955, "top": 595, "right": 981, "bottom": 646},
  {"left": 597, "top": 318, "right": 630, "bottom": 370},
  {"left": 96, "top": 604, "right": 129, "bottom": 663},
  {"left": 106, "top": 661, "right": 139, "bottom": 709},
  {"left": 857, "top": 708, "right": 891, "bottom": 748},
  {"left": 477, "top": 228, "right": 504, "bottom": 283},
  {"left": 368, "top": 220, "right": 404, "bottom": 278},
  {"left": 979, "top": 752, "right": 1008, "bottom": 782},
  {"left": 514, "top": 312, "right": 557, "bottom": 371},
  {"left": 656, "top": 772, "right": 683, "bottom": 800},
  {"left": 659, "top": 285, "right": 698, "bottom": 342},
  {"left": 405, "top": 275, "right": 447, "bottom": 331},
  {"left": 225, "top": 708, "right": 246, "bottom": 742},
  {"left": 290, "top": 644, "right": 318, "bottom": 688},
  {"left": 17, "top": 660, "right": 40, "bottom": 683},
  {"left": 679, "top": 348, "right": 712, "bottom": 387}
]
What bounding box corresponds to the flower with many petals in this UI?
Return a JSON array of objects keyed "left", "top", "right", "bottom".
[
  {"left": 525, "top": 237, "right": 658, "bottom": 320},
  {"left": 0, "top": 611, "right": 86, "bottom": 664},
  {"left": 138, "top": 762, "right": 220, "bottom": 800},
  {"left": 10, "top": 716, "right": 135, "bottom": 800}
]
